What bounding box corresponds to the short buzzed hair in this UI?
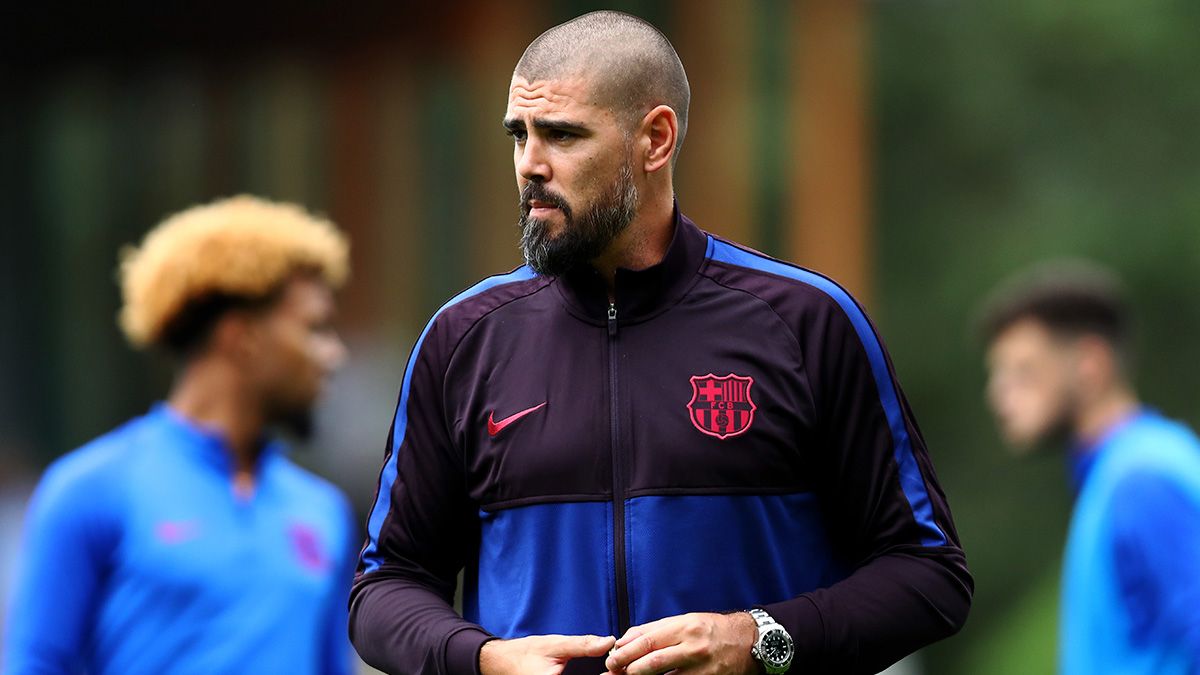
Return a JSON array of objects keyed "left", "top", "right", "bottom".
[
  {"left": 515, "top": 10, "right": 690, "bottom": 161},
  {"left": 978, "top": 260, "right": 1132, "bottom": 360}
]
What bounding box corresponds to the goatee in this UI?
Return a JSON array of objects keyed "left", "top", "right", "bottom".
[
  {"left": 276, "top": 406, "right": 315, "bottom": 441},
  {"left": 518, "top": 163, "right": 639, "bottom": 276}
]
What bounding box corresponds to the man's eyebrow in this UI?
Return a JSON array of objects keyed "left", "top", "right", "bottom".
[
  {"left": 532, "top": 119, "right": 589, "bottom": 133},
  {"left": 502, "top": 118, "right": 590, "bottom": 134}
]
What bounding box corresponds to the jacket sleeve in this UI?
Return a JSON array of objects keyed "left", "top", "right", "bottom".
[
  {"left": 761, "top": 292, "right": 973, "bottom": 674},
  {"left": 3, "top": 455, "right": 119, "bottom": 674},
  {"left": 349, "top": 318, "right": 493, "bottom": 675}
]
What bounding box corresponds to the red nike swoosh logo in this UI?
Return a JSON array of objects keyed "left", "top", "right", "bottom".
[{"left": 488, "top": 402, "right": 547, "bottom": 437}]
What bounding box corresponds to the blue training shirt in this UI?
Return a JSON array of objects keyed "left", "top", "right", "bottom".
[
  {"left": 3, "top": 404, "right": 355, "bottom": 675},
  {"left": 1062, "top": 408, "right": 1200, "bottom": 675}
]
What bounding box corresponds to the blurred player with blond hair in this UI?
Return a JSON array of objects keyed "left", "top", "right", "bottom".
[{"left": 4, "top": 196, "right": 356, "bottom": 675}]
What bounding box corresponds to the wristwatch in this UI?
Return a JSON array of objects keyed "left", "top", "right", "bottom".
[{"left": 748, "top": 608, "right": 794, "bottom": 674}]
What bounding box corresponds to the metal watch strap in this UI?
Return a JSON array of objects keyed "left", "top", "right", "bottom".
[{"left": 749, "top": 607, "right": 775, "bottom": 628}]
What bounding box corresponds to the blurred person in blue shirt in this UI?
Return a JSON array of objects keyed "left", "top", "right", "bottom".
[
  {"left": 981, "top": 261, "right": 1200, "bottom": 675},
  {"left": 3, "top": 196, "right": 356, "bottom": 675}
]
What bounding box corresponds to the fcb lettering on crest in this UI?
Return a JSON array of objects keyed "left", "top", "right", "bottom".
[{"left": 687, "top": 373, "right": 757, "bottom": 439}]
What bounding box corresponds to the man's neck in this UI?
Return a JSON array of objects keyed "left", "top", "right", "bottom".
[
  {"left": 167, "top": 359, "right": 266, "bottom": 476},
  {"left": 592, "top": 190, "right": 676, "bottom": 293},
  {"left": 1074, "top": 385, "right": 1140, "bottom": 447}
]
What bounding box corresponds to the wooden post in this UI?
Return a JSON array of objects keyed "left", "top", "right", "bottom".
[
  {"left": 462, "top": 0, "right": 547, "bottom": 278},
  {"left": 672, "top": 0, "right": 756, "bottom": 245},
  {"left": 790, "top": 0, "right": 872, "bottom": 303}
]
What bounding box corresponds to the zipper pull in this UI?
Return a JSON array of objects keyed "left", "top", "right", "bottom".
[{"left": 607, "top": 303, "right": 618, "bottom": 337}]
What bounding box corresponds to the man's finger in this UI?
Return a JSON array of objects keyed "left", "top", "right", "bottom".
[
  {"left": 545, "top": 634, "right": 616, "bottom": 660},
  {"left": 613, "top": 625, "right": 645, "bottom": 649},
  {"left": 623, "top": 642, "right": 700, "bottom": 675},
  {"left": 614, "top": 615, "right": 677, "bottom": 647},
  {"left": 606, "top": 628, "right": 681, "bottom": 671}
]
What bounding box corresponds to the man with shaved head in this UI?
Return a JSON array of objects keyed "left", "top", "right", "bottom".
[{"left": 351, "top": 11, "right": 971, "bottom": 675}]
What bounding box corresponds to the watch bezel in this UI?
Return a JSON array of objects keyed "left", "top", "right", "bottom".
[{"left": 758, "top": 626, "right": 794, "bottom": 669}]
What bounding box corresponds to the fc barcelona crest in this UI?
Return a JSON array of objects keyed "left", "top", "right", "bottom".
[{"left": 687, "top": 373, "right": 757, "bottom": 439}]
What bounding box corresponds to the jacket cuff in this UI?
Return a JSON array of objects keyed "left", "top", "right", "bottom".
[
  {"left": 445, "top": 627, "right": 496, "bottom": 675},
  {"left": 761, "top": 594, "right": 825, "bottom": 662}
]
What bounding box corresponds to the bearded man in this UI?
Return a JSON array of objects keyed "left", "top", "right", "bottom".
[
  {"left": 351, "top": 11, "right": 971, "bottom": 675},
  {"left": 982, "top": 262, "right": 1200, "bottom": 675}
]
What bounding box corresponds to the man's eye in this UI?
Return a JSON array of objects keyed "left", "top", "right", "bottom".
[
  {"left": 548, "top": 130, "right": 574, "bottom": 141},
  {"left": 506, "top": 129, "right": 527, "bottom": 142}
]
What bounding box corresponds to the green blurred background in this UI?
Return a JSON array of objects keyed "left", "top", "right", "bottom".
[{"left": 2, "top": 2, "right": 1198, "bottom": 673}]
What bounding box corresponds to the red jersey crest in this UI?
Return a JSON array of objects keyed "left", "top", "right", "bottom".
[{"left": 687, "top": 373, "right": 757, "bottom": 439}]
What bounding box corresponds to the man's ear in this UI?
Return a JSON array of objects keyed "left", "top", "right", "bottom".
[
  {"left": 1075, "top": 335, "right": 1117, "bottom": 386},
  {"left": 639, "top": 105, "right": 678, "bottom": 174}
]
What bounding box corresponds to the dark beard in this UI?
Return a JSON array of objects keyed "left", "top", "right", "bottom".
[
  {"left": 275, "top": 406, "right": 315, "bottom": 441},
  {"left": 1043, "top": 394, "right": 1080, "bottom": 450},
  {"left": 1024, "top": 386, "right": 1080, "bottom": 453},
  {"left": 518, "top": 163, "right": 639, "bottom": 276}
]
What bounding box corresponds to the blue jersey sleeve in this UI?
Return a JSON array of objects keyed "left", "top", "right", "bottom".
[
  {"left": 3, "top": 449, "right": 123, "bottom": 673},
  {"left": 1110, "top": 470, "right": 1200, "bottom": 658}
]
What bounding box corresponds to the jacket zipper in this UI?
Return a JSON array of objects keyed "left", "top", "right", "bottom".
[{"left": 608, "top": 302, "right": 630, "bottom": 633}]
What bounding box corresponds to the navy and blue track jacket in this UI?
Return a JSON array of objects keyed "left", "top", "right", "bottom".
[{"left": 351, "top": 210, "right": 972, "bottom": 674}]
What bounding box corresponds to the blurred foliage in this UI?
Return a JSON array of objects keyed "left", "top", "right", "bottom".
[
  {"left": 873, "top": 1, "right": 1200, "bottom": 672},
  {"left": 958, "top": 562, "right": 1059, "bottom": 675}
]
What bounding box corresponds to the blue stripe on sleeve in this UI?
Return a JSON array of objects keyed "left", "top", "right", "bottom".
[
  {"left": 707, "top": 238, "right": 947, "bottom": 547},
  {"left": 360, "top": 266, "right": 539, "bottom": 574}
]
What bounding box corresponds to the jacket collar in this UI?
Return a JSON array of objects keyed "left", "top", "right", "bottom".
[{"left": 554, "top": 204, "right": 710, "bottom": 324}]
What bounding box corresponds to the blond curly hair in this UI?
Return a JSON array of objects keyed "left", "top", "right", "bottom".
[{"left": 119, "top": 195, "right": 349, "bottom": 349}]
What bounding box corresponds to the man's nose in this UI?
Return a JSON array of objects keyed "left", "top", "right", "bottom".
[
  {"left": 323, "top": 334, "right": 348, "bottom": 373},
  {"left": 516, "top": 137, "right": 551, "bottom": 183}
]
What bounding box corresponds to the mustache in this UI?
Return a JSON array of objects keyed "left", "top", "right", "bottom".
[{"left": 520, "top": 183, "right": 572, "bottom": 218}]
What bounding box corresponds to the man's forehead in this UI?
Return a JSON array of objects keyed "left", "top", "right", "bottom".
[
  {"left": 992, "top": 319, "right": 1066, "bottom": 357},
  {"left": 279, "top": 274, "right": 335, "bottom": 308},
  {"left": 506, "top": 75, "right": 598, "bottom": 116}
]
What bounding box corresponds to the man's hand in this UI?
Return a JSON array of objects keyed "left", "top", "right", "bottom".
[
  {"left": 479, "top": 633, "right": 616, "bottom": 675},
  {"left": 604, "top": 612, "right": 758, "bottom": 675}
]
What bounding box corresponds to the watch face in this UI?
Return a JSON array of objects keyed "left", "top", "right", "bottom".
[{"left": 761, "top": 629, "right": 794, "bottom": 667}]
